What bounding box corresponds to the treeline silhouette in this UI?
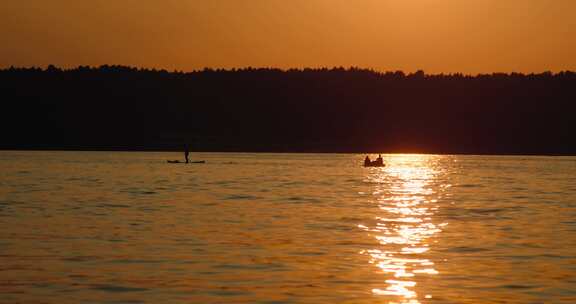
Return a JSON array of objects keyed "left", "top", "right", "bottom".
[{"left": 2, "top": 65, "right": 575, "bottom": 154}]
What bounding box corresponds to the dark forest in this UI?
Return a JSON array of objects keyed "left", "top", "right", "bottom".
[{"left": 2, "top": 65, "right": 575, "bottom": 154}]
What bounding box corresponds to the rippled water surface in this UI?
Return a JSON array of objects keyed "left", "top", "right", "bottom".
[{"left": 1, "top": 151, "right": 575, "bottom": 303}]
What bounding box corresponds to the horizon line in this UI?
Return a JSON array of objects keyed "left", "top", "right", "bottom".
[{"left": 2, "top": 64, "right": 575, "bottom": 77}]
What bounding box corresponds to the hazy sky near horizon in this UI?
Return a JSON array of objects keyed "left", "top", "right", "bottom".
[{"left": 1, "top": 0, "right": 575, "bottom": 74}]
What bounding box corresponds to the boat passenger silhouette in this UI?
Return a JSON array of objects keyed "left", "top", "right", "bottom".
[
  {"left": 375, "top": 154, "right": 383, "bottom": 166},
  {"left": 364, "top": 156, "right": 371, "bottom": 167}
]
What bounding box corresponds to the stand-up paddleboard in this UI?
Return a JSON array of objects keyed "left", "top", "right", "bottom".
[{"left": 167, "top": 160, "right": 206, "bottom": 164}]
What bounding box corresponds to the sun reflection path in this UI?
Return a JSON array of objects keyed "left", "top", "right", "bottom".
[{"left": 360, "top": 154, "right": 449, "bottom": 303}]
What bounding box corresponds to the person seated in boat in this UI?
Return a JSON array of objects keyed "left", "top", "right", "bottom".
[
  {"left": 364, "top": 156, "right": 371, "bottom": 167},
  {"left": 375, "top": 154, "right": 384, "bottom": 166}
]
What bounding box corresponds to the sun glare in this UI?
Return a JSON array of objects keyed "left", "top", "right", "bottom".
[{"left": 360, "top": 154, "right": 447, "bottom": 303}]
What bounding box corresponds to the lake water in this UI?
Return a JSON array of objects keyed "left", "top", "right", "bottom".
[{"left": 0, "top": 151, "right": 575, "bottom": 303}]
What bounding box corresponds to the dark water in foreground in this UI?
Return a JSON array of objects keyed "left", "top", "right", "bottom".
[{"left": 0, "top": 152, "right": 575, "bottom": 303}]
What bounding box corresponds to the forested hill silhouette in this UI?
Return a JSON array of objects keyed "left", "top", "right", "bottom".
[{"left": 2, "top": 65, "right": 575, "bottom": 154}]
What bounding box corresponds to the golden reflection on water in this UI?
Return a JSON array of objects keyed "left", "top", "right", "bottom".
[{"left": 360, "top": 154, "right": 448, "bottom": 303}]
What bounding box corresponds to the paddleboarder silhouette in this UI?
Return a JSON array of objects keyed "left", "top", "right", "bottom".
[{"left": 184, "top": 144, "right": 190, "bottom": 164}]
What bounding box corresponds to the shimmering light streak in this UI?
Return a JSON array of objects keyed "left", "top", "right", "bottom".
[{"left": 361, "top": 154, "right": 448, "bottom": 303}]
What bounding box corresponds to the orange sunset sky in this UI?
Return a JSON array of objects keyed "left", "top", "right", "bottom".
[{"left": 1, "top": 0, "right": 575, "bottom": 74}]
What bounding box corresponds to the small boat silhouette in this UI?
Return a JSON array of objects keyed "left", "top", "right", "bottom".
[
  {"left": 363, "top": 155, "right": 385, "bottom": 167},
  {"left": 364, "top": 161, "right": 386, "bottom": 167}
]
